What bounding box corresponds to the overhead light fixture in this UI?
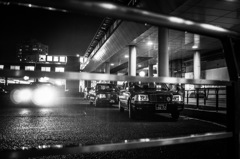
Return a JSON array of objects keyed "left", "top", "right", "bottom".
[
  {"left": 124, "top": 55, "right": 129, "bottom": 58},
  {"left": 110, "top": 63, "right": 114, "bottom": 66},
  {"left": 139, "top": 71, "right": 146, "bottom": 77},
  {"left": 23, "top": 76, "right": 29, "bottom": 81},
  {"left": 147, "top": 41, "right": 153, "bottom": 46},
  {"left": 192, "top": 45, "right": 198, "bottom": 49}
]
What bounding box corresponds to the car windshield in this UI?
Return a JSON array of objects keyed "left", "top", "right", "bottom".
[
  {"left": 96, "top": 84, "right": 115, "bottom": 91},
  {"left": 129, "top": 82, "right": 169, "bottom": 91}
]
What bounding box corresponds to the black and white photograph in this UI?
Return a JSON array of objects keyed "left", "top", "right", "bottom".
[{"left": 0, "top": 0, "right": 240, "bottom": 158}]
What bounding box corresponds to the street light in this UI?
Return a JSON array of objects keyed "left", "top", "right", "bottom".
[
  {"left": 139, "top": 71, "right": 146, "bottom": 77},
  {"left": 23, "top": 76, "right": 29, "bottom": 80}
]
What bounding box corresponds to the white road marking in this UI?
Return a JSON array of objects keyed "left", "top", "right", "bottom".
[{"left": 180, "top": 115, "right": 227, "bottom": 128}]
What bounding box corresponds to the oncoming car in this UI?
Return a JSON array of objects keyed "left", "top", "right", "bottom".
[
  {"left": 10, "top": 82, "right": 61, "bottom": 106},
  {"left": 90, "top": 83, "right": 119, "bottom": 107},
  {"left": 118, "top": 82, "right": 184, "bottom": 120}
]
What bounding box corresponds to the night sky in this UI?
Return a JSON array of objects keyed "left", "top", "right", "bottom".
[{"left": 0, "top": 4, "right": 103, "bottom": 61}]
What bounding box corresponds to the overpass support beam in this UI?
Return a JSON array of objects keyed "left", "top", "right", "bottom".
[
  {"left": 128, "top": 45, "right": 137, "bottom": 76},
  {"left": 104, "top": 62, "right": 110, "bottom": 74},
  {"left": 148, "top": 64, "right": 153, "bottom": 77},
  {"left": 157, "top": 27, "right": 169, "bottom": 77}
]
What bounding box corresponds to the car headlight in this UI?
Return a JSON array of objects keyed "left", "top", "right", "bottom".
[
  {"left": 172, "top": 95, "right": 183, "bottom": 102},
  {"left": 11, "top": 88, "right": 32, "bottom": 104},
  {"left": 32, "top": 86, "right": 58, "bottom": 106},
  {"left": 98, "top": 94, "right": 106, "bottom": 99},
  {"left": 135, "top": 94, "right": 149, "bottom": 101}
]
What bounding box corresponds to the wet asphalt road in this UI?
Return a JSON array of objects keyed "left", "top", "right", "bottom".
[{"left": 0, "top": 99, "right": 230, "bottom": 158}]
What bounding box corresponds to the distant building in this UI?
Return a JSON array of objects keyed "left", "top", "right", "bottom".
[
  {"left": 16, "top": 39, "right": 48, "bottom": 62},
  {"left": 0, "top": 39, "right": 84, "bottom": 93}
]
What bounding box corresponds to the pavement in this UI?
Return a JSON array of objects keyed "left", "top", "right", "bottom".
[
  {"left": 0, "top": 96, "right": 231, "bottom": 159},
  {"left": 58, "top": 97, "right": 228, "bottom": 126}
]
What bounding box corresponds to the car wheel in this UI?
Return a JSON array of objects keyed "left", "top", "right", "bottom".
[
  {"left": 119, "top": 100, "right": 124, "bottom": 112},
  {"left": 171, "top": 111, "right": 180, "bottom": 120},
  {"left": 128, "top": 101, "right": 136, "bottom": 119}
]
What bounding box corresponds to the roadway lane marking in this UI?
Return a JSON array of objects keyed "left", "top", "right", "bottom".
[
  {"left": 185, "top": 107, "right": 226, "bottom": 114},
  {"left": 14, "top": 127, "right": 45, "bottom": 130},
  {"left": 180, "top": 115, "right": 227, "bottom": 128}
]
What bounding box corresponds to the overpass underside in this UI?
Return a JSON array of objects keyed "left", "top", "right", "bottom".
[{"left": 84, "top": 21, "right": 225, "bottom": 81}]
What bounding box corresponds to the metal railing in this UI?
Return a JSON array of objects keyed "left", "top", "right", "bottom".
[{"left": 185, "top": 87, "right": 227, "bottom": 112}]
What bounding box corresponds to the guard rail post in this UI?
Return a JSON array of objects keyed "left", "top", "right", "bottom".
[
  {"left": 204, "top": 89, "right": 206, "bottom": 106},
  {"left": 196, "top": 88, "right": 199, "bottom": 109},
  {"left": 215, "top": 88, "right": 219, "bottom": 112}
]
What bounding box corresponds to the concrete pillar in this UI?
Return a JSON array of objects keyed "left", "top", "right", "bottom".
[
  {"left": 128, "top": 45, "right": 137, "bottom": 76},
  {"left": 104, "top": 62, "right": 110, "bottom": 74},
  {"left": 193, "top": 51, "right": 201, "bottom": 79},
  {"left": 157, "top": 27, "right": 169, "bottom": 77},
  {"left": 148, "top": 64, "right": 153, "bottom": 77},
  {"left": 79, "top": 80, "right": 85, "bottom": 92}
]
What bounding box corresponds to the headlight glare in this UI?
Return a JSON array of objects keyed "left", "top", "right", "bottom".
[
  {"left": 32, "top": 86, "right": 57, "bottom": 106},
  {"left": 11, "top": 89, "right": 32, "bottom": 104}
]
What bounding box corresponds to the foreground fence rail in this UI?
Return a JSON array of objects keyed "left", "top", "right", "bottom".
[{"left": 0, "top": 0, "right": 240, "bottom": 159}]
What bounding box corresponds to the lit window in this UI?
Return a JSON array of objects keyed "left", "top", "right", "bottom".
[
  {"left": 39, "top": 55, "right": 46, "bottom": 62},
  {"left": 10, "top": 65, "right": 20, "bottom": 70},
  {"left": 47, "top": 56, "right": 52, "bottom": 61},
  {"left": 25, "top": 66, "right": 35, "bottom": 71},
  {"left": 55, "top": 67, "right": 64, "bottom": 72},
  {"left": 53, "top": 56, "right": 59, "bottom": 62},
  {"left": 59, "top": 56, "right": 66, "bottom": 62},
  {"left": 0, "top": 65, "right": 4, "bottom": 69},
  {"left": 41, "top": 67, "right": 51, "bottom": 72}
]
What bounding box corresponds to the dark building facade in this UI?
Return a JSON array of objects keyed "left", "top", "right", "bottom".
[{"left": 16, "top": 39, "right": 48, "bottom": 62}]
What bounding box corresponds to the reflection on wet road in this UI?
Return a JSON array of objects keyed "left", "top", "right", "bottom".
[{"left": 0, "top": 103, "right": 225, "bottom": 151}]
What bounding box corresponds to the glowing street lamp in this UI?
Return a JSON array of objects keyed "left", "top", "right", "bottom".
[{"left": 139, "top": 71, "right": 146, "bottom": 77}]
